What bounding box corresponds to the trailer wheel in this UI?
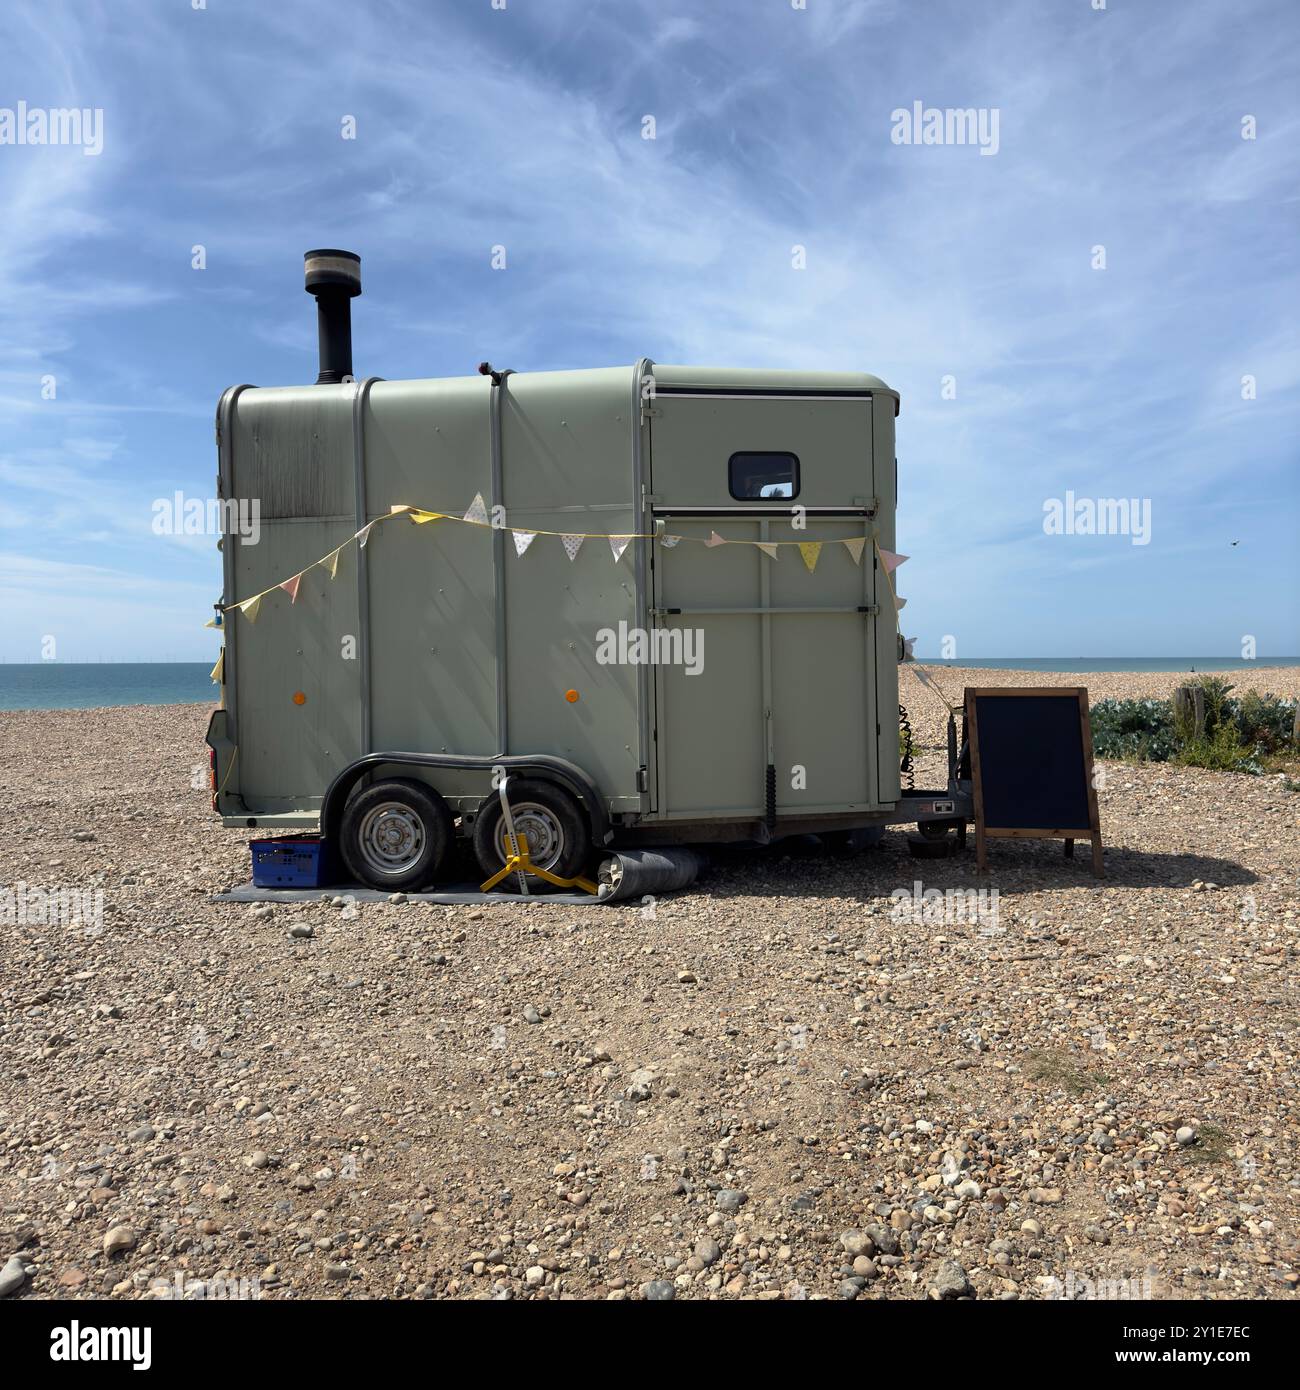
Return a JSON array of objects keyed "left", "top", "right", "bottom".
[
  {"left": 472, "top": 778, "right": 590, "bottom": 891},
  {"left": 340, "top": 778, "right": 453, "bottom": 891}
]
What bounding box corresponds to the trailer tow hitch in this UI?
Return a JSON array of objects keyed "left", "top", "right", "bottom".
[{"left": 479, "top": 776, "right": 601, "bottom": 896}]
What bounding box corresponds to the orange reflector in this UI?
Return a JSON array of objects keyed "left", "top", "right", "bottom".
[
  {"left": 292, "top": 691, "right": 307, "bottom": 705},
  {"left": 564, "top": 689, "right": 580, "bottom": 703}
]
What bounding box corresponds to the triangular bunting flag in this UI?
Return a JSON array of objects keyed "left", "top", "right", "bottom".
[
  {"left": 512, "top": 529, "right": 537, "bottom": 557},
  {"left": 705, "top": 531, "right": 726, "bottom": 547},
  {"left": 357, "top": 521, "right": 376, "bottom": 549},
  {"left": 878, "top": 547, "right": 909, "bottom": 573},
  {"left": 204, "top": 614, "right": 222, "bottom": 630},
  {"left": 238, "top": 594, "right": 263, "bottom": 623},
  {"left": 407, "top": 509, "right": 443, "bottom": 525},
  {"left": 660, "top": 535, "right": 681, "bottom": 548},
  {"left": 902, "top": 636, "right": 916, "bottom": 660},
  {"left": 324, "top": 548, "right": 342, "bottom": 579},
  {"left": 895, "top": 595, "right": 907, "bottom": 610},
  {"left": 280, "top": 573, "right": 302, "bottom": 604},
  {"left": 561, "top": 533, "right": 584, "bottom": 562},
  {"left": 842, "top": 536, "right": 866, "bottom": 565},
  {"left": 798, "top": 541, "right": 822, "bottom": 573},
  {"left": 609, "top": 535, "right": 631, "bottom": 564},
  {"left": 756, "top": 542, "right": 780, "bottom": 559},
  {"left": 389, "top": 504, "right": 412, "bottom": 517},
  {"left": 209, "top": 650, "right": 225, "bottom": 684},
  {"left": 463, "top": 492, "right": 489, "bottom": 525}
]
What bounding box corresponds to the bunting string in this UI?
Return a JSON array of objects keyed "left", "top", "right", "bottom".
[{"left": 218, "top": 499, "right": 913, "bottom": 623}]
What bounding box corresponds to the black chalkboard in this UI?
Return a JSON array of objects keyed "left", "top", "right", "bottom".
[{"left": 965, "top": 687, "right": 1103, "bottom": 875}]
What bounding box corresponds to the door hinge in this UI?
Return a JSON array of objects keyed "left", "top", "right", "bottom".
[{"left": 637, "top": 766, "right": 648, "bottom": 792}]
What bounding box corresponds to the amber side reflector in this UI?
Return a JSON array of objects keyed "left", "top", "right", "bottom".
[
  {"left": 292, "top": 691, "right": 307, "bottom": 705},
  {"left": 564, "top": 689, "right": 580, "bottom": 703}
]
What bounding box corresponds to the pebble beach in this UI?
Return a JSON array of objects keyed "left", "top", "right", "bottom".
[{"left": 1, "top": 666, "right": 1297, "bottom": 1301}]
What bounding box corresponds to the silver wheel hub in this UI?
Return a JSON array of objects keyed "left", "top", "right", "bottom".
[
  {"left": 498, "top": 803, "right": 564, "bottom": 870},
  {"left": 358, "top": 802, "right": 425, "bottom": 876}
]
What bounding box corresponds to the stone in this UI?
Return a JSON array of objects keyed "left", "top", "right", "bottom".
[
  {"left": 840, "top": 1230, "right": 876, "bottom": 1258},
  {"left": 644, "top": 1279, "right": 675, "bottom": 1300},
  {"left": 289, "top": 924, "right": 314, "bottom": 940},
  {"left": 103, "top": 1225, "right": 137, "bottom": 1257},
  {"left": 715, "top": 1189, "right": 747, "bottom": 1215},
  {"left": 1176, "top": 1126, "right": 1196, "bottom": 1146},
  {"left": 927, "top": 1259, "right": 972, "bottom": 1300},
  {"left": 522, "top": 1005, "right": 542, "bottom": 1025},
  {"left": 0, "top": 1255, "right": 27, "bottom": 1297},
  {"left": 694, "top": 1238, "right": 721, "bottom": 1267}
]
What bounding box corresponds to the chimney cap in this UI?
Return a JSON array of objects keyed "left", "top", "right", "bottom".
[{"left": 304, "top": 248, "right": 361, "bottom": 297}]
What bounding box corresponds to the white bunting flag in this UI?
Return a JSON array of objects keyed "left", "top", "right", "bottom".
[
  {"left": 238, "top": 594, "right": 263, "bottom": 623},
  {"left": 609, "top": 535, "right": 631, "bottom": 564},
  {"left": 756, "top": 542, "right": 780, "bottom": 559},
  {"left": 902, "top": 636, "right": 916, "bottom": 660},
  {"left": 512, "top": 529, "right": 537, "bottom": 557},
  {"left": 660, "top": 535, "right": 681, "bottom": 548},
  {"left": 878, "top": 547, "right": 909, "bottom": 573},
  {"left": 842, "top": 536, "right": 866, "bottom": 565},
  {"left": 357, "top": 521, "right": 376, "bottom": 549},
  {"left": 895, "top": 595, "right": 907, "bottom": 610},
  {"left": 463, "top": 492, "right": 489, "bottom": 525},
  {"left": 561, "top": 533, "right": 584, "bottom": 562}
]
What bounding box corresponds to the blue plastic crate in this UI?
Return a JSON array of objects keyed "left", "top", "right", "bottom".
[{"left": 250, "top": 836, "right": 333, "bottom": 889}]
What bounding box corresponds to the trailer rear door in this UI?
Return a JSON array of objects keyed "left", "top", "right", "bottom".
[{"left": 647, "top": 391, "right": 896, "bottom": 822}]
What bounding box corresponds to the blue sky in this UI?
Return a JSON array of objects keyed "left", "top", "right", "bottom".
[{"left": 0, "top": 0, "right": 1296, "bottom": 662}]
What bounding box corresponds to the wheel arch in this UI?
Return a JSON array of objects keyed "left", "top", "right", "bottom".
[{"left": 320, "top": 752, "right": 611, "bottom": 849}]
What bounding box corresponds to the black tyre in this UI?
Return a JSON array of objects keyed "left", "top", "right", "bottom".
[
  {"left": 339, "top": 778, "right": 454, "bottom": 891},
  {"left": 472, "top": 778, "right": 590, "bottom": 892}
]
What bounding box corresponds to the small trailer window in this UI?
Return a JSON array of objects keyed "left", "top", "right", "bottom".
[{"left": 728, "top": 451, "right": 800, "bottom": 501}]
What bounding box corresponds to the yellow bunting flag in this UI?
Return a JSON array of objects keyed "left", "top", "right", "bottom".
[
  {"left": 209, "top": 649, "right": 225, "bottom": 684},
  {"left": 895, "top": 595, "right": 907, "bottom": 610},
  {"left": 324, "top": 548, "right": 342, "bottom": 579},
  {"left": 280, "top": 574, "right": 302, "bottom": 604},
  {"left": 756, "top": 542, "right": 779, "bottom": 559},
  {"left": 238, "top": 594, "right": 262, "bottom": 623},
  {"left": 798, "top": 541, "right": 822, "bottom": 573},
  {"left": 406, "top": 509, "right": 443, "bottom": 525},
  {"left": 841, "top": 536, "right": 866, "bottom": 565}
]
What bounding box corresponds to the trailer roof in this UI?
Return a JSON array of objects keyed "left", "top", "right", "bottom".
[{"left": 649, "top": 363, "right": 893, "bottom": 396}]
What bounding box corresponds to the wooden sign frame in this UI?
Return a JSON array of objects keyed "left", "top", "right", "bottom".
[{"left": 965, "top": 686, "right": 1103, "bottom": 877}]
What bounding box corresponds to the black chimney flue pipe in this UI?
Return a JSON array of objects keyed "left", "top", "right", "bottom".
[{"left": 304, "top": 249, "right": 361, "bottom": 384}]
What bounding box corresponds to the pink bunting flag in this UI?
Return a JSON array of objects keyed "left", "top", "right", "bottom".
[
  {"left": 279, "top": 574, "right": 302, "bottom": 604},
  {"left": 878, "top": 547, "right": 908, "bottom": 573},
  {"left": 704, "top": 531, "right": 726, "bottom": 547}
]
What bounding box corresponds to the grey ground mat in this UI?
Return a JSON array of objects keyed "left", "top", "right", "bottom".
[{"left": 214, "top": 881, "right": 614, "bottom": 906}]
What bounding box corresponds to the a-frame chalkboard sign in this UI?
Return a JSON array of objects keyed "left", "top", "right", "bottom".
[{"left": 965, "top": 687, "right": 1103, "bottom": 877}]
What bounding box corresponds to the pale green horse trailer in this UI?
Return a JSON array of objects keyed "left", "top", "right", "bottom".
[{"left": 207, "top": 251, "right": 960, "bottom": 895}]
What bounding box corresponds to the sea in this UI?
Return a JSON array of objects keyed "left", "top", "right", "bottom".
[{"left": 0, "top": 658, "right": 1297, "bottom": 712}]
